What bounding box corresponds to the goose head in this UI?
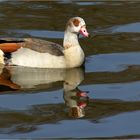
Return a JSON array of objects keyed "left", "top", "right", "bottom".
[{"left": 65, "top": 17, "right": 89, "bottom": 37}]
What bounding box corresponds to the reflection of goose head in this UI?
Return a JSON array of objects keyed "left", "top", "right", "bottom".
[
  {"left": 63, "top": 68, "right": 89, "bottom": 118},
  {"left": 64, "top": 88, "right": 88, "bottom": 118}
]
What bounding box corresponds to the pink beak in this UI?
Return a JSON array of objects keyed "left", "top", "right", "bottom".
[{"left": 80, "top": 26, "right": 89, "bottom": 37}]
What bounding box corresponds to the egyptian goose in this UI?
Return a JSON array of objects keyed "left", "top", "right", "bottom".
[{"left": 0, "top": 17, "right": 89, "bottom": 68}]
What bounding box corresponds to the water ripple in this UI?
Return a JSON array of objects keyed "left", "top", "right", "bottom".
[
  {"left": 94, "top": 22, "right": 140, "bottom": 35},
  {"left": 86, "top": 52, "right": 140, "bottom": 72},
  {"left": 2, "top": 29, "right": 64, "bottom": 39}
]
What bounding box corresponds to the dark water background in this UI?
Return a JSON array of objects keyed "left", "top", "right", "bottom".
[{"left": 0, "top": 1, "right": 140, "bottom": 139}]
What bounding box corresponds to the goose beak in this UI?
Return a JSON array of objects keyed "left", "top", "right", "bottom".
[{"left": 80, "top": 26, "right": 89, "bottom": 37}]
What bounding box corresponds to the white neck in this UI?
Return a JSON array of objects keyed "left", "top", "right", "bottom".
[
  {"left": 63, "top": 30, "right": 80, "bottom": 48},
  {"left": 63, "top": 30, "right": 85, "bottom": 68}
]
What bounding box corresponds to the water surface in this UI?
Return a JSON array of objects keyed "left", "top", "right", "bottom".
[{"left": 0, "top": 1, "right": 140, "bottom": 139}]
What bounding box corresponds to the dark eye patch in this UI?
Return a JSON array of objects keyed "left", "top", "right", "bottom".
[{"left": 72, "top": 19, "right": 80, "bottom": 27}]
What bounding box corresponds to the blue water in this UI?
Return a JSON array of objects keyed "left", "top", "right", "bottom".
[{"left": 0, "top": 1, "right": 140, "bottom": 139}]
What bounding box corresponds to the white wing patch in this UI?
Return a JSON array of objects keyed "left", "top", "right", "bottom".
[
  {"left": 0, "top": 49, "right": 4, "bottom": 64},
  {"left": 11, "top": 48, "right": 66, "bottom": 68}
]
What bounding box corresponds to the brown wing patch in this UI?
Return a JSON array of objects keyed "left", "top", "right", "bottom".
[
  {"left": 0, "top": 38, "right": 24, "bottom": 53},
  {"left": 72, "top": 19, "right": 80, "bottom": 27},
  {"left": 22, "top": 38, "right": 64, "bottom": 56},
  {"left": 0, "top": 43, "right": 21, "bottom": 53}
]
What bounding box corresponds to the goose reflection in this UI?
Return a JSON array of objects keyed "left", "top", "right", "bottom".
[
  {"left": 0, "top": 66, "right": 89, "bottom": 118},
  {"left": 63, "top": 68, "right": 89, "bottom": 118},
  {"left": 8, "top": 66, "right": 66, "bottom": 89}
]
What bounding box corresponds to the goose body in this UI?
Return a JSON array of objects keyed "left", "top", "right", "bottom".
[{"left": 0, "top": 17, "right": 89, "bottom": 68}]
